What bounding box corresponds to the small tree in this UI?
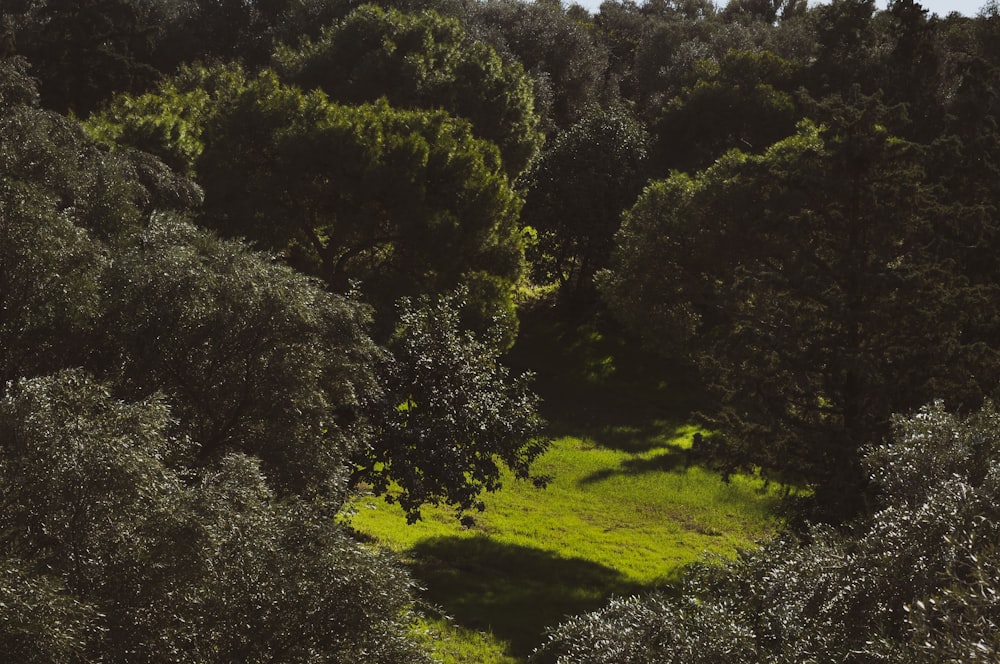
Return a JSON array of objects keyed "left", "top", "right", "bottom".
[{"left": 361, "top": 289, "right": 548, "bottom": 522}]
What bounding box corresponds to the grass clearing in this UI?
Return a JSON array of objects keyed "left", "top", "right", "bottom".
[
  {"left": 350, "top": 429, "right": 785, "bottom": 660},
  {"left": 346, "top": 307, "right": 790, "bottom": 661}
]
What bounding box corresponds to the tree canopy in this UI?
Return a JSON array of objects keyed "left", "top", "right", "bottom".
[
  {"left": 8, "top": 0, "right": 1000, "bottom": 659},
  {"left": 603, "top": 110, "right": 990, "bottom": 518},
  {"left": 0, "top": 54, "right": 547, "bottom": 658},
  {"left": 273, "top": 4, "right": 543, "bottom": 178},
  {"left": 0, "top": 371, "right": 426, "bottom": 663},
  {"left": 88, "top": 63, "right": 527, "bottom": 340}
]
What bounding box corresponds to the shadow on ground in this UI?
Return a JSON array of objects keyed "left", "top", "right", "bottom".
[
  {"left": 408, "top": 535, "right": 646, "bottom": 658},
  {"left": 506, "top": 305, "right": 712, "bottom": 455},
  {"left": 576, "top": 445, "right": 692, "bottom": 486}
]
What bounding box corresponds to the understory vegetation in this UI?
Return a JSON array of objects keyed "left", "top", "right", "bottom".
[{"left": 4, "top": 0, "right": 1000, "bottom": 661}]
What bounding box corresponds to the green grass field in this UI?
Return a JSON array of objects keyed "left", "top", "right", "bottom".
[{"left": 346, "top": 307, "right": 789, "bottom": 662}]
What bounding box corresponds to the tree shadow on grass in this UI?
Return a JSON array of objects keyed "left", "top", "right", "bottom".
[
  {"left": 577, "top": 445, "right": 692, "bottom": 486},
  {"left": 407, "top": 535, "right": 649, "bottom": 659}
]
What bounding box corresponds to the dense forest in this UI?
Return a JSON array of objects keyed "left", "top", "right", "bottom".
[{"left": 3, "top": 0, "right": 1000, "bottom": 660}]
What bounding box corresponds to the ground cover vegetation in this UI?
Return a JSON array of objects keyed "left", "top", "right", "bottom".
[
  {"left": 4, "top": 0, "right": 1000, "bottom": 660},
  {"left": 349, "top": 308, "right": 788, "bottom": 662}
]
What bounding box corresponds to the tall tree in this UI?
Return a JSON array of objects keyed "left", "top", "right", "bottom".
[
  {"left": 273, "top": 4, "right": 542, "bottom": 178},
  {"left": 603, "top": 106, "right": 987, "bottom": 519},
  {"left": 88, "top": 64, "right": 528, "bottom": 341}
]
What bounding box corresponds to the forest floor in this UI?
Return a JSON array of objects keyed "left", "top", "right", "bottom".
[{"left": 346, "top": 305, "right": 790, "bottom": 662}]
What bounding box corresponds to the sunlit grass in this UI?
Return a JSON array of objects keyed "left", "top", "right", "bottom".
[
  {"left": 412, "top": 616, "right": 518, "bottom": 664},
  {"left": 347, "top": 306, "right": 790, "bottom": 661},
  {"left": 349, "top": 427, "right": 786, "bottom": 659}
]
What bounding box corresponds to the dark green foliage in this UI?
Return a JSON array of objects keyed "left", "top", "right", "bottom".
[
  {"left": 3, "top": 59, "right": 379, "bottom": 500},
  {"left": 603, "top": 109, "right": 986, "bottom": 518},
  {"left": 274, "top": 4, "right": 542, "bottom": 177},
  {"left": 464, "top": 0, "right": 613, "bottom": 134},
  {"left": 362, "top": 289, "right": 548, "bottom": 521},
  {"left": 594, "top": 0, "right": 813, "bottom": 139},
  {"left": 1, "top": 60, "right": 548, "bottom": 661},
  {"left": 85, "top": 55, "right": 547, "bottom": 513},
  {"left": 537, "top": 401, "right": 1000, "bottom": 663},
  {"left": 0, "top": 56, "right": 199, "bottom": 388},
  {"left": 877, "top": 0, "right": 945, "bottom": 141},
  {"left": 922, "top": 10, "right": 1000, "bottom": 369},
  {"left": 89, "top": 63, "right": 527, "bottom": 340},
  {"left": 14, "top": 1, "right": 1000, "bottom": 658},
  {"left": 0, "top": 172, "right": 107, "bottom": 387},
  {"left": 722, "top": 0, "right": 808, "bottom": 24},
  {"left": 652, "top": 48, "right": 802, "bottom": 173},
  {"left": 522, "top": 105, "right": 648, "bottom": 299},
  {"left": 808, "top": 0, "right": 879, "bottom": 95},
  {"left": 98, "top": 216, "right": 384, "bottom": 500},
  {"left": 0, "top": 372, "right": 428, "bottom": 663},
  {"left": 0, "top": 558, "right": 96, "bottom": 662},
  {"left": 7, "top": 0, "right": 165, "bottom": 114}
]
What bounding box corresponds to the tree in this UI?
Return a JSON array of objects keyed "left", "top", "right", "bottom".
[
  {"left": 603, "top": 107, "right": 986, "bottom": 519},
  {"left": 721, "top": 0, "right": 808, "bottom": 24},
  {"left": 0, "top": 371, "right": 429, "bottom": 663},
  {"left": 0, "top": 558, "right": 95, "bottom": 663},
  {"left": 361, "top": 289, "right": 548, "bottom": 521},
  {"left": 88, "top": 64, "right": 528, "bottom": 341},
  {"left": 875, "top": 0, "right": 945, "bottom": 142},
  {"left": 807, "top": 0, "right": 879, "bottom": 96},
  {"left": 536, "top": 400, "right": 1000, "bottom": 663},
  {"left": 1, "top": 57, "right": 545, "bottom": 660},
  {"left": 96, "top": 215, "right": 384, "bottom": 500},
  {"left": 521, "top": 105, "right": 649, "bottom": 300},
  {"left": 651, "top": 48, "right": 802, "bottom": 173},
  {"left": 273, "top": 4, "right": 543, "bottom": 178},
  {"left": 7, "top": 0, "right": 166, "bottom": 114},
  {"left": 464, "top": 0, "right": 613, "bottom": 134},
  {"left": 1, "top": 56, "right": 199, "bottom": 390}
]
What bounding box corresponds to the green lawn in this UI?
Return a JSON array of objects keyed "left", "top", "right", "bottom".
[
  {"left": 346, "top": 307, "right": 789, "bottom": 662},
  {"left": 350, "top": 429, "right": 784, "bottom": 661}
]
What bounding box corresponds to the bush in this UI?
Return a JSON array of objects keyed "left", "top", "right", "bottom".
[{"left": 536, "top": 402, "right": 1000, "bottom": 663}]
